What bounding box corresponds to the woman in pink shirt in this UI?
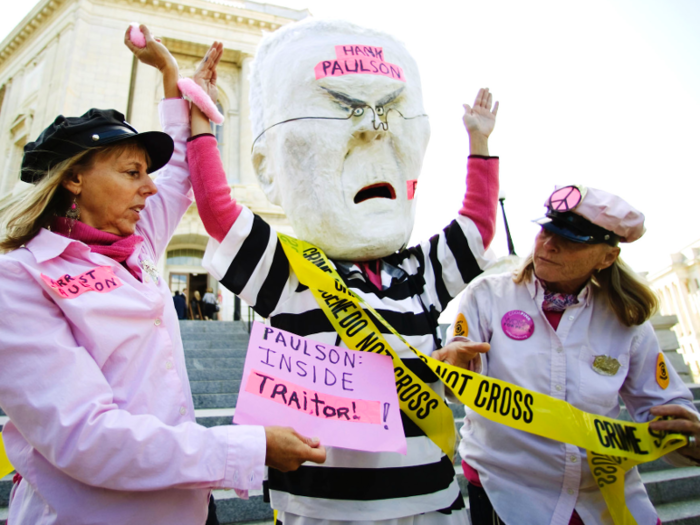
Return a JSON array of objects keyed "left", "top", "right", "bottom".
[{"left": 0, "top": 25, "right": 324, "bottom": 525}]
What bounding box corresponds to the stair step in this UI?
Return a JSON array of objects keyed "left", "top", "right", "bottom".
[
  {"left": 184, "top": 346, "right": 248, "bottom": 357},
  {"left": 188, "top": 369, "right": 243, "bottom": 381},
  {"left": 642, "top": 467, "right": 700, "bottom": 506},
  {"left": 185, "top": 357, "right": 245, "bottom": 370},
  {"left": 190, "top": 380, "right": 241, "bottom": 394},
  {"left": 178, "top": 320, "right": 249, "bottom": 335},
  {"left": 655, "top": 498, "right": 700, "bottom": 524},
  {"left": 192, "top": 393, "right": 239, "bottom": 409}
]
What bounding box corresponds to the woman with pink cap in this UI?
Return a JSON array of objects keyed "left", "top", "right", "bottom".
[{"left": 436, "top": 186, "right": 700, "bottom": 525}]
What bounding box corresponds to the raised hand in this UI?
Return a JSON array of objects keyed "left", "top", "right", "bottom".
[
  {"left": 264, "top": 426, "right": 327, "bottom": 472},
  {"left": 193, "top": 42, "right": 224, "bottom": 103},
  {"left": 463, "top": 88, "right": 499, "bottom": 138},
  {"left": 123, "top": 24, "right": 178, "bottom": 73}
]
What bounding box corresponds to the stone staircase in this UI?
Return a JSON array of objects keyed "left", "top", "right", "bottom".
[{"left": 1, "top": 320, "right": 699, "bottom": 524}]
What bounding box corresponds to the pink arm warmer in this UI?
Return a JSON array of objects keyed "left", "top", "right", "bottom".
[
  {"left": 187, "top": 134, "right": 242, "bottom": 243},
  {"left": 460, "top": 156, "right": 499, "bottom": 249}
]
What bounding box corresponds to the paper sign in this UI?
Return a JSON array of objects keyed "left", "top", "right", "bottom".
[
  {"left": 41, "top": 266, "right": 123, "bottom": 299},
  {"left": 315, "top": 44, "right": 405, "bottom": 82},
  {"left": 234, "top": 322, "right": 406, "bottom": 454}
]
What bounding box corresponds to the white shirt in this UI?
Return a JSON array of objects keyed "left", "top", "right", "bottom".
[{"left": 446, "top": 272, "right": 697, "bottom": 525}]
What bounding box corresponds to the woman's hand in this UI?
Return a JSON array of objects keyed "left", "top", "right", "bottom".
[
  {"left": 432, "top": 339, "right": 490, "bottom": 370},
  {"left": 191, "top": 42, "right": 224, "bottom": 136},
  {"left": 264, "top": 426, "right": 327, "bottom": 472},
  {"left": 463, "top": 88, "right": 498, "bottom": 156},
  {"left": 193, "top": 42, "right": 224, "bottom": 103},
  {"left": 649, "top": 404, "right": 700, "bottom": 462},
  {"left": 123, "top": 24, "right": 180, "bottom": 98}
]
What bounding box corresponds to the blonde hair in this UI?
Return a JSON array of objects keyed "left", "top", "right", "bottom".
[
  {"left": 0, "top": 140, "right": 150, "bottom": 253},
  {"left": 194, "top": 290, "right": 202, "bottom": 301},
  {"left": 513, "top": 253, "right": 658, "bottom": 327}
]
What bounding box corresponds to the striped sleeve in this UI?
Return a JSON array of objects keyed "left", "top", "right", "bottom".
[{"left": 201, "top": 207, "right": 296, "bottom": 318}]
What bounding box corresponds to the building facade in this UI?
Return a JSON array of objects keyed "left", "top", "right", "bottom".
[
  {"left": 646, "top": 239, "right": 700, "bottom": 382},
  {"left": 0, "top": 0, "right": 305, "bottom": 321}
]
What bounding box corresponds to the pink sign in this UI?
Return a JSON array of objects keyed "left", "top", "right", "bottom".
[
  {"left": 234, "top": 322, "right": 406, "bottom": 454},
  {"left": 314, "top": 45, "right": 405, "bottom": 82},
  {"left": 41, "top": 266, "right": 123, "bottom": 299}
]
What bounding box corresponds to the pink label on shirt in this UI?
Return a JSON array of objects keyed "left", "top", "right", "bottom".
[
  {"left": 246, "top": 369, "right": 381, "bottom": 424},
  {"left": 40, "top": 266, "right": 123, "bottom": 299},
  {"left": 501, "top": 310, "right": 534, "bottom": 340},
  {"left": 314, "top": 45, "right": 405, "bottom": 82},
  {"left": 407, "top": 179, "right": 418, "bottom": 200}
]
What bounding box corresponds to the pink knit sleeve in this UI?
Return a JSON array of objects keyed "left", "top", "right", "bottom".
[
  {"left": 459, "top": 156, "right": 499, "bottom": 249},
  {"left": 187, "top": 134, "right": 243, "bottom": 243}
]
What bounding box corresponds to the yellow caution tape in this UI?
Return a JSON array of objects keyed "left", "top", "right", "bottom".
[
  {"left": 279, "top": 233, "right": 689, "bottom": 524},
  {"left": 0, "top": 432, "right": 14, "bottom": 479}
]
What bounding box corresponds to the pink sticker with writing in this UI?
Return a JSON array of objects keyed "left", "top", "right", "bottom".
[
  {"left": 246, "top": 369, "right": 381, "bottom": 424},
  {"left": 40, "top": 266, "right": 123, "bottom": 299},
  {"left": 501, "top": 310, "right": 534, "bottom": 340},
  {"left": 315, "top": 45, "right": 405, "bottom": 82},
  {"left": 407, "top": 179, "right": 418, "bottom": 200}
]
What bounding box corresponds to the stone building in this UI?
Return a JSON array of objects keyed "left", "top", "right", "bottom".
[
  {"left": 0, "top": 0, "right": 306, "bottom": 321},
  {"left": 646, "top": 238, "right": 700, "bottom": 382}
]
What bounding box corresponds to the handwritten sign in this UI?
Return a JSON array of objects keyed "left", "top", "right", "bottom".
[
  {"left": 315, "top": 45, "right": 405, "bottom": 82},
  {"left": 40, "top": 266, "right": 123, "bottom": 299},
  {"left": 234, "top": 322, "right": 406, "bottom": 454}
]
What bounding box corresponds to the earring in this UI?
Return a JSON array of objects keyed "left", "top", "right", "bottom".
[{"left": 66, "top": 195, "right": 80, "bottom": 237}]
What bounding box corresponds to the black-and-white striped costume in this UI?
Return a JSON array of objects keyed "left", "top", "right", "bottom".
[{"left": 203, "top": 206, "right": 492, "bottom": 522}]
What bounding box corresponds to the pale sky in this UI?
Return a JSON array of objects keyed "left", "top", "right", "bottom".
[{"left": 2, "top": 0, "right": 700, "bottom": 305}]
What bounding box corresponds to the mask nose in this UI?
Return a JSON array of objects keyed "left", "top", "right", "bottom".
[{"left": 352, "top": 106, "right": 387, "bottom": 141}]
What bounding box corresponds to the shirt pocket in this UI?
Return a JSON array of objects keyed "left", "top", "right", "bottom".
[{"left": 578, "top": 344, "right": 629, "bottom": 409}]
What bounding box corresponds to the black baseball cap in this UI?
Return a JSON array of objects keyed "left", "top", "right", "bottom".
[{"left": 21, "top": 108, "right": 174, "bottom": 183}]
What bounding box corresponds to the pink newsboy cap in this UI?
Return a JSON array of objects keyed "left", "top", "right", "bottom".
[{"left": 536, "top": 185, "right": 646, "bottom": 245}]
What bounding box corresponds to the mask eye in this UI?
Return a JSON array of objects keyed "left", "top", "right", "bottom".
[
  {"left": 375, "top": 106, "right": 385, "bottom": 116},
  {"left": 353, "top": 107, "right": 364, "bottom": 117}
]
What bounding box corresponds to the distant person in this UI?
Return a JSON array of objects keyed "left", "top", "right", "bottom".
[
  {"left": 438, "top": 185, "right": 700, "bottom": 525},
  {"left": 202, "top": 287, "right": 218, "bottom": 320},
  {"left": 190, "top": 290, "right": 204, "bottom": 320},
  {"left": 173, "top": 290, "right": 187, "bottom": 319},
  {"left": 0, "top": 25, "right": 325, "bottom": 525}
]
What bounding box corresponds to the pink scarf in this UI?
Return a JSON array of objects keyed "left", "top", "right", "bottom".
[{"left": 52, "top": 217, "right": 143, "bottom": 266}]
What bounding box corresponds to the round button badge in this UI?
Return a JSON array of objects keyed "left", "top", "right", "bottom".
[{"left": 501, "top": 310, "right": 535, "bottom": 340}]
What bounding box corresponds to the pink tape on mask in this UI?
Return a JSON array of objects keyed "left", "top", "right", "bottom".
[
  {"left": 129, "top": 23, "right": 146, "bottom": 48},
  {"left": 314, "top": 44, "right": 405, "bottom": 82},
  {"left": 41, "top": 266, "right": 123, "bottom": 299},
  {"left": 177, "top": 78, "right": 225, "bottom": 125},
  {"left": 407, "top": 179, "right": 418, "bottom": 200},
  {"left": 246, "top": 369, "right": 382, "bottom": 424}
]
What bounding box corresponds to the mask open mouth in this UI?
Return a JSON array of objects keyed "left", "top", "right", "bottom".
[{"left": 354, "top": 183, "right": 396, "bottom": 204}]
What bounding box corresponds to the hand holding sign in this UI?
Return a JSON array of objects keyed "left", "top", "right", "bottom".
[
  {"left": 265, "top": 426, "right": 326, "bottom": 472},
  {"left": 234, "top": 322, "right": 406, "bottom": 454}
]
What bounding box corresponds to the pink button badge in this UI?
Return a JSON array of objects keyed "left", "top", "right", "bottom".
[{"left": 501, "top": 310, "right": 535, "bottom": 340}]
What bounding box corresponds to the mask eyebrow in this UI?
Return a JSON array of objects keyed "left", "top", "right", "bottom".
[
  {"left": 377, "top": 87, "right": 405, "bottom": 107},
  {"left": 321, "top": 87, "right": 366, "bottom": 107}
]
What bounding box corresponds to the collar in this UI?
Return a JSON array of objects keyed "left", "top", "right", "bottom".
[
  {"left": 25, "top": 228, "right": 93, "bottom": 263},
  {"left": 526, "top": 275, "right": 593, "bottom": 307}
]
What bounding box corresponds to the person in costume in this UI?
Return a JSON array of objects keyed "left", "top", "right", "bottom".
[
  {"left": 439, "top": 186, "right": 700, "bottom": 525},
  {"left": 187, "top": 18, "right": 499, "bottom": 525},
  {"left": 0, "top": 25, "right": 324, "bottom": 525}
]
